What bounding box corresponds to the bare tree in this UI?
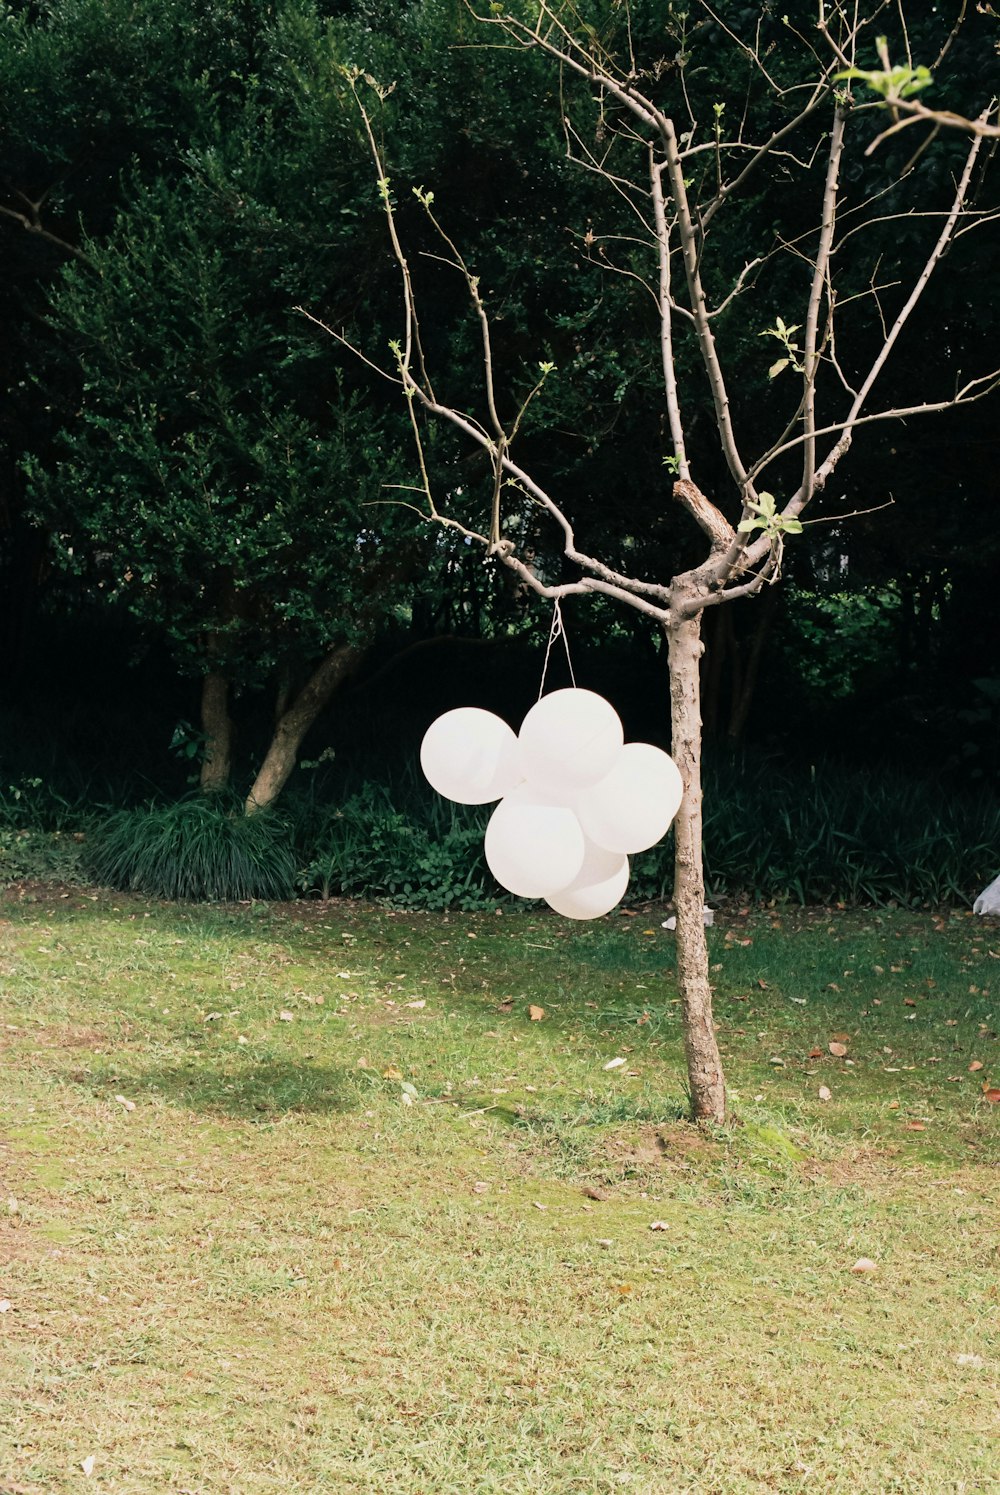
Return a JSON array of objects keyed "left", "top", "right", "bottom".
[{"left": 312, "top": 1, "right": 1000, "bottom": 1123}]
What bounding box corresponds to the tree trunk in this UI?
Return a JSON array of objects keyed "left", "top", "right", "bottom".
[
  {"left": 666, "top": 610, "right": 727, "bottom": 1124},
  {"left": 244, "top": 642, "right": 367, "bottom": 815},
  {"left": 199, "top": 669, "right": 232, "bottom": 793}
]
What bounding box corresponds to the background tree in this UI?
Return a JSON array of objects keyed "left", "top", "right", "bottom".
[
  {"left": 4, "top": 0, "right": 603, "bottom": 801},
  {"left": 328, "top": 0, "right": 1000, "bottom": 1121}
]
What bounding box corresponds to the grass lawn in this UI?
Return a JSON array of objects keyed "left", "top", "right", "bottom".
[{"left": 1, "top": 887, "right": 998, "bottom": 1493}]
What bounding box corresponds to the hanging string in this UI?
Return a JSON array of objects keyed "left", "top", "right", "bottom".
[{"left": 538, "top": 599, "right": 576, "bottom": 699}]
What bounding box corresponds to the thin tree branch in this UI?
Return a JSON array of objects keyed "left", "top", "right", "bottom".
[{"left": 0, "top": 201, "right": 92, "bottom": 264}]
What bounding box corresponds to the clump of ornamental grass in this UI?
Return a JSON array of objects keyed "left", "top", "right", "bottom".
[{"left": 89, "top": 792, "right": 296, "bottom": 901}]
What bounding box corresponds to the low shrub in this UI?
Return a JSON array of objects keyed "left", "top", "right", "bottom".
[
  {"left": 297, "top": 781, "right": 497, "bottom": 910},
  {"left": 0, "top": 827, "right": 89, "bottom": 888},
  {"left": 695, "top": 758, "right": 1000, "bottom": 907},
  {"left": 10, "top": 753, "right": 998, "bottom": 910},
  {"left": 89, "top": 794, "right": 297, "bottom": 902},
  {"left": 0, "top": 775, "right": 82, "bottom": 834},
  {"left": 299, "top": 758, "right": 1000, "bottom": 911}
]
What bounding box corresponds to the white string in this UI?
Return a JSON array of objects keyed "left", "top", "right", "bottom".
[{"left": 538, "top": 599, "right": 576, "bottom": 699}]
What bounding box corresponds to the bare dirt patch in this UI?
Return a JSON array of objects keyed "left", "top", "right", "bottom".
[{"left": 597, "top": 1122, "right": 716, "bottom": 1183}]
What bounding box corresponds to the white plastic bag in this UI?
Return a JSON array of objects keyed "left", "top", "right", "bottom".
[
  {"left": 973, "top": 875, "right": 1000, "bottom": 915},
  {"left": 662, "top": 906, "right": 714, "bottom": 930}
]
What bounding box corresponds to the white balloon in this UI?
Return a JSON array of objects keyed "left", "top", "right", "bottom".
[
  {"left": 517, "top": 688, "right": 624, "bottom": 796},
  {"left": 546, "top": 840, "right": 630, "bottom": 920},
  {"left": 484, "top": 785, "right": 585, "bottom": 898},
  {"left": 576, "top": 742, "right": 683, "bottom": 855},
  {"left": 420, "top": 708, "right": 521, "bottom": 805}
]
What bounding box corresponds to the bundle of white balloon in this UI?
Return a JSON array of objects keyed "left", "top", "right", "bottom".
[{"left": 419, "top": 688, "right": 683, "bottom": 920}]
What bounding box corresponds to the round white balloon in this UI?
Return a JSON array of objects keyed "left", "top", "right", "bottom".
[
  {"left": 420, "top": 708, "right": 521, "bottom": 805},
  {"left": 484, "top": 785, "right": 586, "bottom": 898},
  {"left": 546, "top": 839, "right": 629, "bottom": 920},
  {"left": 517, "top": 688, "right": 624, "bottom": 796},
  {"left": 576, "top": 742, "right": 683, "bottom": 855}
]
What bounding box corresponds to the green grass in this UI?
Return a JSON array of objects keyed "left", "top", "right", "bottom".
[{"left": 1, "top": 889, "right": 998, "bottom": 1493}]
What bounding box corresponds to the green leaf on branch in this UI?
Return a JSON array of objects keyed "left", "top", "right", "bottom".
[
  {"left": 759, "top": 317, "right": 803, "bottom": 374},
  {"left": 737, "top": 492, "right": 802, "bottom": 538},
  {"left": 835, "top": 58, "right": 934, "bottom": 102}
]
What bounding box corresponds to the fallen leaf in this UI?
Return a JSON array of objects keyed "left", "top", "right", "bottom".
[
  {"left": 532, "top": 1201, "right": 547, "bottom": 1211},
  {"left": 237, "top": 1035, "right": 249, "bottom": 1045},
  {"left": 582, "top": 1185, "right": 607, "bottom": 1201},
  {"left": 969, "top": 1060, "right": 984, "bottom": 1072},
  {"left": 203, "top": 1011, "right": 223, "bottom": 1022},
  {"left": 404, "top": 999, "right": 426, "bottom": 1010},
  {"left": 81, "top": 1456, "right": 96, "bottom": 1477},
  {"left": 818, "top": 1085, "right": 832, "bottom": 1102},
  {"left": 888, "top": 1099, "right": 900, "bottom": 1109},
  {"left": 381, "top": 1065, "right": 403, "bottom": 1081},
  {"left": 603, "top": 1057, "right": 627, "bottom": 1070},
  {"left": 757, "top": 978, "right": 768, "bottom": 990},
  {"left": 828, "top": 1041, "right": 848, "bottom": 1058},
  {"left": 955, "top": 1353, "right": 984, "bottom": 1368},
  {"left": 983, "top": 1087, "right": 1000, "bottom": 1104},
  {"left": 528, "top": 1005, "right": 545, "bottom": 1022},
  {"left": 905, "top": 1121, "right": 926, "bottom": 1131},
  {"left": 851, "top": 1258, "right": 878, "bottom": 1274},
  {"left": 830, "top": 1031, "right": 851, "bottom": 1042},
  {"left": 808, "top": 1047, "right": 824, "bottom": 1059},
  {"left": 278, "top": 1010, "right": 294, "bottom": 1022},
  {"left": 473, "top": 1181, "right": 490, "bottom": 1194},
  {"left": 903, "top": 998, "right": 917, "bottom": 1008},
  {"left": 400, "top": 1092, "right": 414, "bottom": 1107},
  {"left": 0, "top": 1299, "right": 12, "bottom": 1312},
  {"left": 648, "top": 1220, "right": 670, "bottom": 1231},
  {"left": 114, "top": 1094, "right": 135, "bottom": 1112}
]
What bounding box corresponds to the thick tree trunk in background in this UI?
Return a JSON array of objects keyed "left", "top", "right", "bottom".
[
  {"left": 701, "top": 588, "right": 778, "bottom": 747},
  {"left": 666, "top": 609, "right": 727, "bottom": 1124},
  {"left": 245, "top": 642, "right": 367, "bottom": 814},
  {"left": 727, "top": 584, "right": 778, "bottom": 744},
  {"left": 199, "top": 669, "right": 232, "bottom": 793}
]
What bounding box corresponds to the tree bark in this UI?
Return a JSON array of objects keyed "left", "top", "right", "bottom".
[
  {"left": 199, "top": 669, "right": 232, "bottom": 793},
  {"left": 244, "top": 642, "right": 367, "bottom": 815},
  {"left": 666, "top": 609, "right": 727, "bottom": 1124}
]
